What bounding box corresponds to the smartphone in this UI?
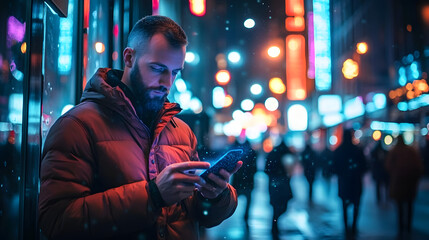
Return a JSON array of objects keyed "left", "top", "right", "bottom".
[{"left": 199, "top": 149, "right": 244, "bottom": 185}]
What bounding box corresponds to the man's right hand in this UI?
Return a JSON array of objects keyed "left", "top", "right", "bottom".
[{"left": 155, "top": 162, "right": 210, "bottom": 206}]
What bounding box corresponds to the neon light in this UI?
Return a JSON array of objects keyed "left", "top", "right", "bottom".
[
  {"left": 313, "top": 0, "right": 332, "bottom": 91},
  {"left": 7, "top": 16, "right": 26, "bottom": 47},
  {"left": 58, "top": 0, "right": 74, "bottom": 74},
  {"left": 318, "top": 95, "right": 342, "bottom": 115},
  {"left": 189, "top": 0, "right": 206, "bottom": 17},
  {"left": 307, "top": 12, "right": 315, "bottom": 79},
  {"left": 285, "top": 0, "right": 304, "bottom": 16},
  {"left": 398, "top": 67, "right": 407, "bottom": 86},
  {"left": 287, "top": 104, "right": 308, "bottom": 131},
  {"left": 286, "top": 35, "right": 306, "bottom": 100},
  {"left": 344, "top": 97, "right": 364, "bottom": 119},
  {"left": 212, "top": 87, "right": 225, "bottom": 109},
  {"left": 285, "top": 16, "right": 305, "bottom": 31}
]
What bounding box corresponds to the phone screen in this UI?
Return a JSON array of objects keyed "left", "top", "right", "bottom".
[{"left": 199, "top": 149, "right": 244, "bottom": 184}]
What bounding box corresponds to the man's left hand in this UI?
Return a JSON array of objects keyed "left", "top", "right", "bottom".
[{"left": 196, "top": 161, "right": 243, "bottom": 199}]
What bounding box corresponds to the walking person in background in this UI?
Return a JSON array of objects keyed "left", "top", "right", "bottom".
[
  {"left": 264, "top": 139, "right": 294, "bottom": 239},
  {"left": 333, "top": 129, "right": 368, "bottom": 238},
  {"left": 386, "top": 135, "right": 424, "bottom": 238},
  {"left": 301, "top": 142, "right": 318, "bottom": 205},
  {"left": 370, "top": 140, "right": 389, "bottom": 206},
  {"left": 320, "top": 145, "right": 334, "bottom": 192},
  {"left": 231, "top": 137, "right": 258, "bottom": 230}
]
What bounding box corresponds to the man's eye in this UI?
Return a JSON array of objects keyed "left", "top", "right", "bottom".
[
  {"left": 172, "top": 70, "right": 180, "bottom": 76},
  {"left": 150, "top": 66, "right": 164, "bottom": 72}
]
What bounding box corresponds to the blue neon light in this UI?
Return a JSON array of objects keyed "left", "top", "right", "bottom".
[
  {"left": 313, "top": 0, "right": 332, "bottom": 91},
  {"left": 398, "top": 67, "right": 406, "bottom": 86},
  {"left": 58, "top": 0, "right": 73, "bottom": 74}
]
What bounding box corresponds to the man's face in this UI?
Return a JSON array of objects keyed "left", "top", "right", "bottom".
[{"left": 129, "top": 33, "right": 186, "bottom": 112}]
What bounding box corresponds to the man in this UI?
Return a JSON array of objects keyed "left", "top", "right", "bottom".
[{"left": 39, "top": 15, "right": 242, "bottom": 240}]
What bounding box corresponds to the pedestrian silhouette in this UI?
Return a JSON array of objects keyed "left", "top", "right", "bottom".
[
  {"left": 320, "top": 146, "right": 334, "bottom": 184},
  {"left": 264, "top": 140, "right": 293, "bottom": 239},
  {"left": 333, "top": 129, "right": 367, "bottom": 238},
  {"left": 231, "top": 138, "right": 258, "bottom": 230},
  {"left": 370, "top": 140, "right": 389, "bottom": 205},
  {"left": 385, "top": 135, "right": 424, "bottom": 237},
  {"left": 301, "top": 142, "right": 317, "bottom": 204}
]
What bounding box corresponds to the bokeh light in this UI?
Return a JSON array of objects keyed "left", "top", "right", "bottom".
[
  {"left": 95, "top": 42, "right": 105, "bottom": 53},
  {"left": 384, "top": 135, "right": 393, "bottom": 145},
  {"left": 215, "top": 70, "right": 231, "bottom": 85},
  {"left": 267, "top": 46, "right": 281, "bottom": 58},
  {"left": 372, "top": 130, "right": 382, "bottom": 141},
  {"left": 269, "top": 77, "right": 286, "bottom": 94},
  {"left": 356, "top": 42, "right": 368, "bottom": 54},
  {"left": 241, "top": 99, "right": 254, "bottom": 111},
  {"left": 250, "top": 84, "right": 262, "bottom": 95},
  {"left": 244, "top": 18, "right": 255, "bottom": 28},
  {"left": 264, "top": 97, "right": 279, "bottom": 111},
  {"left": 227, "top": 51, "right": 241, "bottom": 63}
]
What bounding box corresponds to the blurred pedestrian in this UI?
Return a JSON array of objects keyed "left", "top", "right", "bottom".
[
  {"left": 333, "top": 129, "right": 368, "bottom": 237},
  {"left": 385, "top": 135, "right": 424, "bottom": 237},
  {"left": 370, "top": 140, "right": 389, "bottom": 205},
  {"left": 301, "top": 142, "right": 317, "bottom": 204},
  {"left": 320, "top": 146, "right": 334, "bottom": 185},
  {"left": 264, "top": 140, "right": 294, "bottom": 239},
  {"left": 231, "top": 138, "right": 258, "bottom": 230}
]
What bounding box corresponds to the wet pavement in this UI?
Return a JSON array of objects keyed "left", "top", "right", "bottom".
[{"left": 202, "top": 163, "right": 429, "bottom": 240}]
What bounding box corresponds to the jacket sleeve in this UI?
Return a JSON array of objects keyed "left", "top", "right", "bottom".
[
  {"left": 190, "top": 185, "right": 238, "bottom": 228},
  {"left": 184, "top": 129, "right": 238, "bottom": 228},
  {"left": 38, "top": 116, "right": 160, "bottom": 240}
]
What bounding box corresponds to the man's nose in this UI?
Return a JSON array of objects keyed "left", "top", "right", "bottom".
[{"left": 159, "top": 72, "right": 174, "bottom": 88}]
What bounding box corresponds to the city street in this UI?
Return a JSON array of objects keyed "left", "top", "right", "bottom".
[{"left": 203, "top": 163, "right": 429, "bottom": 240}]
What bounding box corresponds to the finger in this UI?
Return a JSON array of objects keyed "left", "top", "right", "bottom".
[
  {"left": 196, "top": 183, "right": 216, "bottom": 193},
  {"left": 230, "top": 161, "right": 243, "bottom": 174},
  {"left": 207, "top": 173, "right": 227, "bottom": 189},
  {"left": 173, "top": 173, "right": 203, "bottom": 184},
  {"left": 216, "top": 161, "right": 243, "bottom": 180},
  {"left": 169, "top": 161, "right": 211, "bottom": 172},
  {"left": 175, "top": 184, "right": 197, "bottom": 192},
  {"left": 218, "top": 169, "right": 231, "bottom": 181}
]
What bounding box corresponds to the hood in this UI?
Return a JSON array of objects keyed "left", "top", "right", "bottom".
[{"left": 81, "top": 68, "right": 132, "bottom": 112}]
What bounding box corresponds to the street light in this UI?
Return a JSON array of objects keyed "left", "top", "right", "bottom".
[
  {"left": 356, "top": 42, "right": 368, "bottom": 54},
  {"left": 342, "top": 59, "right": 359, "bottom": 79},
  {"left": 215, "top": 70, "right": 231, "bottom": 85},
  {"left": 267, "top": 46, "right": 281, "bottom": 58},
  {"left": 269, "top": 77, "right": 286, "bottom": 94}
]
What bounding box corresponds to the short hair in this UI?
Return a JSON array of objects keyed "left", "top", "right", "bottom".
[{"left": 127, "top": 15, "right": 188, "bottom": 51}]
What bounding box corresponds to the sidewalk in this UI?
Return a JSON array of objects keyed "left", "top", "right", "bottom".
[{"left": 202, "top": 169, "right": 429, "bottom": 240}]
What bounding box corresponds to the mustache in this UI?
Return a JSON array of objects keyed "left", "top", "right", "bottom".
[{"left": 147, "top": 86, "right": 168, "bottom": 93}]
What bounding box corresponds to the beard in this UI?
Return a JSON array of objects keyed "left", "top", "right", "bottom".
[{"left": 129, "top": 65, "right": 168, "bottom": 113}]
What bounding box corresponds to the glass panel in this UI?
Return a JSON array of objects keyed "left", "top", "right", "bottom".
[
  {"left": 42, "top": 0, "right": 78, "bottom": 141},
  {"left": 112, "top": 0, "right": 122, "bottom": 69},
  {"left": 0, "top": 0, "right": 27, "bottom": 239},
  {"left": 85, "top": 0, "right": 110, "bottom": 82}
]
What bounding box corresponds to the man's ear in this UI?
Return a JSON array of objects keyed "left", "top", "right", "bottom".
[{"left": 123, "top": 47, "right": 135, "bottom": 68}]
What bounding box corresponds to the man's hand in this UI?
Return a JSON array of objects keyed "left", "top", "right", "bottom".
[
  {"left": 196, "top": 161, "right": 243, "bottom": 199},
  {"left": 155, "top": 162, "right": 210, "bottom": 206}
]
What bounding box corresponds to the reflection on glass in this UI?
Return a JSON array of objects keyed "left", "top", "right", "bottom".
[{"left": 42, "top": 0, "right": 77, "bottom": 141}]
